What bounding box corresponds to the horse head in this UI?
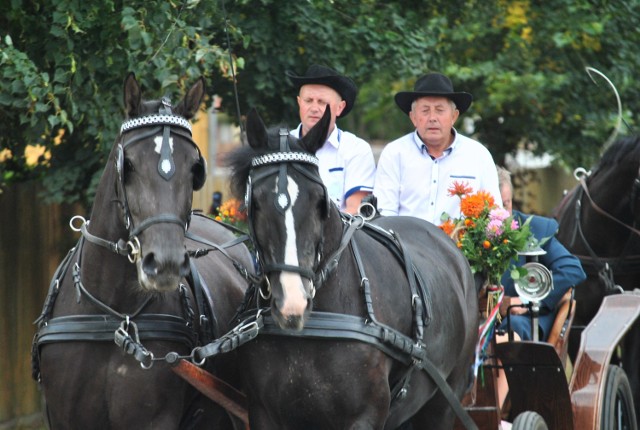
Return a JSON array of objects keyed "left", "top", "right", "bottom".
[
  {"left": 227, "top": 107, "right": 332, "bottom": 330},
  {"left": 91, "top": 73, "right": 206, "bottom": 294},
  {"left": 570, "top": 136, "right": 640, "bottom": 256}
]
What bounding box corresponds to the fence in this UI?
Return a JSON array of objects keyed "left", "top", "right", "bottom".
[{"left": 0, "top": 181, "right": 83, "bottom": 429}]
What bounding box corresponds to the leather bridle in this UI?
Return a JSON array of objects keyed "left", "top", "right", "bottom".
[
  {"left": 83, "top": 97, "right": 204, "bottom": 262},
  {"left": 244, "top": 130, "right": 330, "bottom": 296}
]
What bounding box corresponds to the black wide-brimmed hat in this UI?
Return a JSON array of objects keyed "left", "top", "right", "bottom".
[
  {"left": 286, "top": 65, "right": 357, "bottom": 118},
  {"left": 394, "top": 73, "right": 472, "bottom": 115}
]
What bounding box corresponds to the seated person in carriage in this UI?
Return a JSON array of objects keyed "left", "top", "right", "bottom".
[
  {"left": 495, "top": 166, "right": 586, "bottom": 342},
  {"left": 494, "top": 166, "right": 586, "bottom": 417}
]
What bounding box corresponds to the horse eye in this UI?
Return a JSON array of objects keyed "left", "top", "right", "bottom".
[{"left": 122, "top": 158, "right": 135, "bottom": 182}]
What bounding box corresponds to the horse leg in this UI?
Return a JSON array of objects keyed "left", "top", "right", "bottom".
[{"left": 408, "top": 360, "right": 473, "bottom": 430}]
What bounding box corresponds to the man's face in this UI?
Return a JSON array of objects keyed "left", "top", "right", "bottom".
[
  {"left": 297, "top": 84, "right": 345, "bottom": 136},
  {"left": 409, "top": 96, "right": 459, "bottom": 145},
  {"left": 500, "top": 184, "right": 513, "bottom": 214}
]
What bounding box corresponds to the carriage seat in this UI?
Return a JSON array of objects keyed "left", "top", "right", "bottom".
[{"left": 545, "top": 287, "right": 576, "bottom": 367}]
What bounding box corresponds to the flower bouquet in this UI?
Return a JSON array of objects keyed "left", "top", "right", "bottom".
[
  {"left": 439, "top": 181, "right": 533, "bottom": 293},
  {"left": 213, "top": 198, "right": 248, "bottom": 234},
  {"left": 439, "top": 181, "right": 535, "bottom": 370}
]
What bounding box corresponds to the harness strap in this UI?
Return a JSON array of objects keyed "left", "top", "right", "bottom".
[
  {"left": 185, "top": 230, "right": 261, "bottom": 284},
  {"left": 35, "top": 314, "right": 195, "bottom": 346},
  {"left": 573, "top": 177, "right": 636, "bottom": 294},
  {"left": 129, "top": 213, "right": 185, "bottom": 237},
  {"left": 80, "top": 222, "right": 129, "bottom": 255},
  {"left": 315, "top": 215, "right": 364, "bottom": 287},
  {"left": 193, "top": 311, "right": 264, "bottom": 361},
  {"left": 579, "top": 176, "right": 640, "bottom": 236},
  {"left": 359, "top": 219, "right": 433, "bottom": 327},
  {"left": 188, "top": 258, "right": 217, "bottom": 344},
  {"left": 34, "top": 244, "right": 78, "bottom": 326},
  {"left": 208, "top": 311, "right": 477, "bottom": 430},
  {"left": 73, "top": 261, "right": 152, "bottom": 320}
]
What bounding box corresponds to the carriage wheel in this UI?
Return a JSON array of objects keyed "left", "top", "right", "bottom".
[
  {"left": 511, "top": 411, "right": 548, "bottom": 430},
  {"left": 601, "top": 365, "right": 638, "bottom": 430}
]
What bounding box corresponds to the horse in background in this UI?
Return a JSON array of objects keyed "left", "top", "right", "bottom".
[
  {"left": 32, "top": 74, "right": 251, "bottom": 429},
  {"left": 555, "top": 135, "right": 640, "bottom": 418},
  {"left": 224, "top": 107, "right": 479, "bottom": 429}
]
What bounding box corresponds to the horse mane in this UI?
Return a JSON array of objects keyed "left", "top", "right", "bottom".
[
  {"left": 595, "top": 135, "right": 640, "bottom": 171},
  {"left": 224, "top": 125, "right": 305, "bottom": 200}
]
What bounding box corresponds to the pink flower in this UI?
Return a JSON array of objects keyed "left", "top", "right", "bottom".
[
  {"left": 511, "top": 219, "right": 519, "bottom": 230},
  {"left": 489, "top": 207, "right": 510, "bottom": 222},
  {"left": 486, "top": 219, "right": 505, "bottom": 238}
]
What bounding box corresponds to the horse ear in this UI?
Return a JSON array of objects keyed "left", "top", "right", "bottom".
[
  {"left": 123, "top": 72, "right": 142, "bottom": 118},
  {"left": 245, "top": 108, "right": 268, "bottom": 150},
  {"left": 300, "top": 106, "right": 330, "bottom": 153},
  {"left": 176, "top": 77, "right": 206, "bottom": 119}
]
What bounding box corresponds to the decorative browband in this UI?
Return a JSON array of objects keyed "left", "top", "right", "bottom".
[
  {"left": 251, "top": 152, "right": 319, "bottom": 168},
  {"left": 120, "top": 114, "right": 192, "bottom": 134}
]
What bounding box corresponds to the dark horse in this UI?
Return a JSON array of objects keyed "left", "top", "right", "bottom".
[
  {"left": 224, "top": 108, "right": 479, "bottom": 429},
  {"left": 555, "top": 135, "right": 640, "bottom": 418},
  {"left": 32, "top": 74, "right": 251, "bottom": 429}
]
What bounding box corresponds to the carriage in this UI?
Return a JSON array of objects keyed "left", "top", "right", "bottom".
[
  {"left": 454, "top": 253, "right": 640, "bottom": 429},
  {"left": 32, "top": 73, "right": 640, "bottom": 430}
]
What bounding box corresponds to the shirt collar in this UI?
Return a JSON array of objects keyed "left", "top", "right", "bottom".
[
  {"left": 325, "top": 126, "right": 341, "bottom": 148},
  {"left": 413, "top": 128, "right": 459, "bottom": 158}
]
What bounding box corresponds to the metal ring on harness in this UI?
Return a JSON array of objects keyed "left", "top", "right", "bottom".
[
  {"left": 358, "top": 202, "right": 377, "bottom": 221},
  {"left": 69, "top": 215, "right": 87, "bottom": 232},
  {"left": 573, "top": 167, "right": 591, "bottom": 180},
  {"left": 191, "top": 346, "right": 207, "bottom": 366},
  {"left": 140, "top": 350, "right": 154, "bottom": 369},
  {"left": 127, "top": 236, "right": 141, "bottom": 263},
  {"left": 259, "top": 277, "right": 272, "bottom": 300}
]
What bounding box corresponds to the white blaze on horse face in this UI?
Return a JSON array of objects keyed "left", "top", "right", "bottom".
[
  {"left": 153, "top": 136, "right": 174, "bottom": 154},
  {"left": 277, "top": 175, "right": 308, "bottom": 318},
  {"left": 154, "top": 136, "right": 174, "bottom": 175}
]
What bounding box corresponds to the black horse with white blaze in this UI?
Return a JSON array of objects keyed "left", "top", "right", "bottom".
[
  {"left": 224, "top": 107, "right": 479, "bottom": 429},
  {"left": 32, "top": 74, "right": 251, "bottom": 429}
]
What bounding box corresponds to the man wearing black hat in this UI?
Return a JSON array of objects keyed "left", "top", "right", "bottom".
[
  {"left": 287, "top": 65, "right": 376, "bottom": 214},
  {"left": 374, "top": 72, "right": 502, "bottom": 224}
]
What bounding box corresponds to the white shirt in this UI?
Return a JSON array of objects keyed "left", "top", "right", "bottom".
[
  {"left": 291, "top": 125, "right": 376, "bottom": 210},
  {"left": 374, "top": 129, "right": 502, "bottom": 225}
]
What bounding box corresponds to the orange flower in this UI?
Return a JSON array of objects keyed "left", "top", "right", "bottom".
[
  {"left": 482, "top": 240, "right": 491, "bottom": 249},
  {"left": 464, "top": 218, "right": 475, "bottom": 227},
  {"left": 503, "top": 239, "right": 509, "bottom": 244},
  {"left": 439, "top": 219, "right": 456, "bottom": 236},
  {"left": 460, "top": 191, "right": 496, "bottom": 218},
  {"left": 448, "top": 181, "right": 474, "bottom": 198}
]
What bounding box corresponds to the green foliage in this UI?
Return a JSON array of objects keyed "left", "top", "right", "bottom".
[
  {"left": 1, "top": 0, "right": 234, "bottom": 205},
  {"left": 3, "top": 0, "right": 640, "bottom": 204}
]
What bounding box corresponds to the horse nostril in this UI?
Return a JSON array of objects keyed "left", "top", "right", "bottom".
[
  {"left": 180, "top": 253, "right": 190, "bottom": 277},
  {"left": 142, "top": 253, "right": 159, "bottom": 277}
]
